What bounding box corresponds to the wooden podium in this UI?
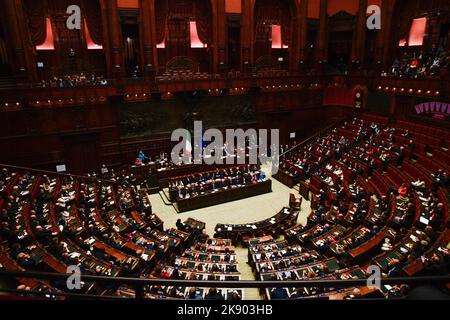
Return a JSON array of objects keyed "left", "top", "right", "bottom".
[{"left": 299, "top": 181, "right": 309, "bottom": 200}]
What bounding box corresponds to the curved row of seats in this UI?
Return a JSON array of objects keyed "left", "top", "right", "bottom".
[
  {"left": 119, "top": 239, "right": 243, "bottom": 300},
  {"left": 0, "top": 112, "right": 448, "bottom": 300},
  {"left": 260, "top": 114, "right": 449, "bottom": 299},
  {"left": 214, "top": 202, "right": 301, "bottom": 246},
  {"left": 0, "top": 167, "right": 192, "bottom": 297}
]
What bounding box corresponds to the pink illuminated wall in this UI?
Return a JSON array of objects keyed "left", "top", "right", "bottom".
[
  {"left": 84, "top": 20, "right": 103, "bottom": 50},
  {"left": 408, "top": 17, "right": 427, "bottom": 46},
  {"left": 36, "top": 18, "right": 55, "bottom": 50},
  {"left": 271, "top": 25, "right": 288, "bottom": 49},
  {"left": 190, "top": 21, "right": 207, "bottom": 48},
  {"left": 156, "top": 40, "right": 166, "bottom": 49}
]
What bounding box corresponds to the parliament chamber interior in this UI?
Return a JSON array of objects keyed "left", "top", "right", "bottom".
[{"left": 0, "top": 0, "right": 449, "bottom": 307}]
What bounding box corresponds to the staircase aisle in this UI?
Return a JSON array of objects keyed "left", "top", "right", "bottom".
[
  {"left": 235, "top": 247, "right": 262, "bottom": 300},
  {"left": 233, "top": 191, "right": 311, "bottom": 301}
]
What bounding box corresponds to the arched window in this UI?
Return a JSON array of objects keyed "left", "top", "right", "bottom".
[
  {"left": 36, "top": 17, "right": 55, "bottom": 50},
  {"left": 271, "top": 25, "right": 288, "bottom": 49},
  {"left": 408, "top": 17, "right": 427, "bottom": 46},
  {"left": 157, "top": 39, "right": 166, "bottom": 48},
  {"left": 190, "top": 21, "right": 207, "bottom": 48},
  {"left": 84, "top": 19, "right": 103, "bottom": 50}
]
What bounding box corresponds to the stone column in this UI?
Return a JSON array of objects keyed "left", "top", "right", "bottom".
[
  {"left": 99, "top": 0, "right": 113, "bottom": 78},
  {"left": 375, "top": 0, "right": 396, "bottom": 73},
  {"left": 316, "top": 0, "right": 328, "bottom": 67},
  {"left": 212, "top": 0, "right": 227, "bottom": 73},
  {"left": 241, "top": 0, "right": 255, "bottom": 73},
  {"left": 351, "top": 0, "right": 367, "bottom": 71},
  {"left": 107, "top": 0, "right": 125, "bottom": 78},
  {"left": 1, "top": 0, "right": 37, "bottom": 80},
  {"left": 141, "top": 0, "right": 157, "bottom": 77},
  {"left": 298, "top": 0, "right": 308, "bottom": 64}
]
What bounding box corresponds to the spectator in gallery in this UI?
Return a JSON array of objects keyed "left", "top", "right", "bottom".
[
  {"left": 387, "top": 285, "right": 409, "bottom": 299},
  {"left": 270, "top": 287, "right": 289, "bottom": 300},
  {"left": 396, "top": 146, "right": 405, "bottom": 166},
  {"left": 204, "top": 288, "right": 225, "bottom": 300},
  {"left": 370, "top": 123, "right": 379, "bottom": 134},
  {"left": 176, "top": 219, "right": 185, "bottom": 231},
  {"left": 138, "top": 150, "right": 148, "bottom": 163},
  {"left": 411, "top": 179, "right": 426, "bottom": 190},
  {"left": 171, "top": 268, "right": 181, "bottom": 280},
  {"left": 165, "top": 237, "right": 175, "bottom": 252},
  {"left": 424, "top": 249, "right": 449, "bottom": 275},
  {"left": 148, "top": 285, "right": 164, "bottom": 295},
  {"left": 380, "top": 152, "right": 390, "bottom": 171},
  {"left": 387, "top": 258, "right": 402, "bottom": 277},
  {"left": 352, "top": 288, "right": 362, "bottom": 299},
  {"left": 432, "top": 169, "right": 448, "bottom": 188},
  {"left": 229, "top": 291, "right": 242, "bottom": 301},
  {"left": 100, "top": 164, "right": 109, "bottom": 179},
  {"left": 187, "top": 288, "right": 202, "bottom": 300},
  {"left": 196, "top": 229, "right": 209, "bottom": 243},
  {"left": 398, "top": 184, "right": 408, "bottom": 198},
  {"left": 227, "top": 263, "right": 238, "bottom": 273},
  {"left": 134, "top": 157, "right": 143, "bottom": 166},
  {"left": 381, "top": 238, "right": 392, "bottom": 252}
]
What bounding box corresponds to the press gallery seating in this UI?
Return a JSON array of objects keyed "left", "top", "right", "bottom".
[{"left": 0, "top": 0, "right": 449, "bottom": 305}]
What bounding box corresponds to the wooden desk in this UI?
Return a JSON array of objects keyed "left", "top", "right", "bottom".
[
  {"left": 299, "top": 181, "right": 310, "bottom": 200},
  {"left": 0, "top": 252, "right": 41, "bottom": 289},
  {"left": 328, "top": 286, "right": 380, "bottom": 300},
  {"left": 247, "top": 235, "right": 274, "bottom": 247},
  {"left": 273, "top": 171, "right": 298, "bottom": 188},
  {"left": 403, "top": 228, "right": 450, "bottom": 276},
  {"left": 349, "top": 227, "right": 396, "bottom": 262},
  {"left": 184, "top": 218, "right": 206, "bottom": 232},
  {"left": 174, "top": 180, "right": 272, "bottom": 213},
  {"left": 90, "top": 238, "right": 140, "bottom": 270},
  {"left": 130, "top": 163, "right": 232, "bottom": 187},
  {"left": 215, "top": 207, "right": 298, "bottom": 244},
  {"left": 65, "top": 240, "right": 120, "bottom": 276},
  {"left": 166, "top": 228, "right": 192, "bottom": 246},
  {"left": 118, "top": 237, "right": 156, "bottom": 263}
]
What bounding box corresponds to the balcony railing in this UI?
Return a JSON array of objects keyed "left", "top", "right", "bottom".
[
  {"left": 0, "top": 74, "right": 447, "bottom": 109},
  {"left": 0, "top": 270, "right": 448, "bottom": 300}
]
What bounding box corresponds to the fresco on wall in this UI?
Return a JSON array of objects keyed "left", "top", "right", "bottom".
[
  {"left": 119, "top": 92, "right": 256, "bottom": 138},
  {"left": 412, "top": 97, "right": 450, "bottom": 123}
]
